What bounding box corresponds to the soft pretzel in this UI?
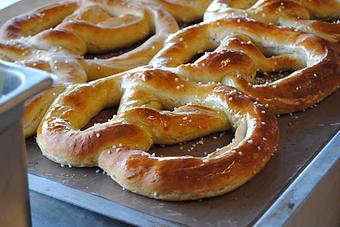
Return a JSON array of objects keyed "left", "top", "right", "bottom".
[
  {"left": 151, "top": 18, "right": 340, "bottom": 114},
  {"left": 36, "top": 67, "right": 279, "bottom": 201},
  {"left": 204, "top": 0, "right": 340, "bottom": 53},
  {"left": 138, "top": 0, "right": 212, "bottom": 24},
  {"left": 0, "top": 0, "right": 178, "bottom": 137}
]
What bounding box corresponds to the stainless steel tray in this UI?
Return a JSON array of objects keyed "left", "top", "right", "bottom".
[
  {"left": 26, "top": 90, "right": 340, "bottom": 226},
  {"left": 0, "top": 60, "right": 52, "bottom": 227}
]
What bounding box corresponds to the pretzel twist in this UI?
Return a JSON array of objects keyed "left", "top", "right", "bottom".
[
  {"left": 0, "top": 0, "right": 178, "bottom": 136},
  {"left": 151, "top": 18, "right": 340, "bottom": 113},
  {"left": 204, "top": 0, "right": 340, "bottom": 53},
  {"left": 36, "top": 67, "right": 279, "bottom": 200}
]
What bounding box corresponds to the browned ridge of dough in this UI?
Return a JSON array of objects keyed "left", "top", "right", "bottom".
[
  {"left": 205, "top": 0, "right": 340, "bottom": 53},
  {"left": 138, "top": 0, "right": 213, "bottom": 23},
  {"left": 37, "top": 67, "right": 279, "bottom": 201},
  {"left": 151, "top": 17, "right": 340, "bottom": 114},
  {"left": 0, "top": 0, "right": 179, "bottom": 137}
]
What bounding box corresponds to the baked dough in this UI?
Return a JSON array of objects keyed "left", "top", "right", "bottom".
[
  {"left": 204, "top": 0, "right": 340, "bottom": 53},
  {"left": 151, "top": 17, "right": 340, "bottom": 113},
  {"left": 37, "top": 67, "right": 279, "bottom": 200},
  {"left": 0, "top": 0, "right": 178, "bottom": 137},
  {"left": 139, "top": 0, "right": 212, "bottom": 23}
]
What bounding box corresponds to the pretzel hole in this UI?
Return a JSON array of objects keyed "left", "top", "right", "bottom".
[
  {"left": 321, "top": 18, "right": 340, "bottom": 23},
  {"left": 178, "top": 18, "right": 203, "bottom": 29},
  {"left": 254, "top": 70, "right": 294, "bottom": 85},
  {"left": 185, "top": 49, "right": 215, "bottom": 64},
  {"left": 250, "top": 45, "right": 305, "bottom": 84},
  {"left": 228, "top": 37, "right": 306, "bottom": 83},
  {"left": 80, "top": 105, "right": 234, "bottom": 158},
  {"left": 183, "top": 38, "right": 303, "bottom": 85},
  {"left": 151, "top": 131, "right": 234, "bottom": 157},
  {"left": 82, "top": 107, "right": 118, "bottom": 130},
  {"left": 84, "top": 33, "right": 154, "bottom": 59},
  {"left": 258, "top": 45, "right": 297, "bottom": 59}
]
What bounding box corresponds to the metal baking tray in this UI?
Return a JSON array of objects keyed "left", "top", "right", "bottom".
[
  {"left": 26, "top": 89, "right": 340, "bottom": 226},
  {"left": 0, "top": 60, "right": 52, "bottom": 227},
  {"left": 1, "top": 0, "right": 339, "bottom": 226}
]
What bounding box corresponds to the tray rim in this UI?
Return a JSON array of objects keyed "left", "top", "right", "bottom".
[
  {"left": 28, "top": 131, "right": 340, "bottom": 226},
  {"left": 28, "top": 174, "right": 180, "bottom": 226},
  {"left": 254, "top": 130, "right": 340, "bottom": 226}
]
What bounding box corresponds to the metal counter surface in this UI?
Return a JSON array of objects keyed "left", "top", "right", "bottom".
[
  {"left": 26, "top": 90, "right": 340, "bottom": 226},
  {"left": 30, "top": 191, "right": 129, "bottom": 227}
]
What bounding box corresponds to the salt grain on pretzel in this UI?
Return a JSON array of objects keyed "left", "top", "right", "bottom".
[{"left": 36, "top": 68, "right": 279, "bottom": 201}]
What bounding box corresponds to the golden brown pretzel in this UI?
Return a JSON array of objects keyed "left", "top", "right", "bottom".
[
  {"left": 138, "top": 0, "right": 213, "bottom": 23},
  {"left": 0, "top": 0, "right": 178, "bottom": 137},
  {"left": 36, "top": 67, "right": 279, "bottom": 201},
  {"left": 151, "top": 18, "right": 340, "bottom": 114},
  {"left": 204, "top": 0, "right": 340, "bottom": 53}
]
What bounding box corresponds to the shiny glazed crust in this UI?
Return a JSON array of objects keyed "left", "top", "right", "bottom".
[
  {"left": 37, "top": 68, "right": 279, "bottom": 201},
  {"left": 0, "top": 0, "right": 179, "bottom": 137},
  {"left": 139, "top": 0, "right": 212, "bottom": 23},
  {"left": 151, "top": 17, "right": 340, "bottom": 114},
  {"left": 204, "top": 0, "right": 340, "bottom": 53}
]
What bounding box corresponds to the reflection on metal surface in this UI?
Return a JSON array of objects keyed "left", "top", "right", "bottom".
[{"left": 255, "top": 131, "right": 340, "bottom": 227}]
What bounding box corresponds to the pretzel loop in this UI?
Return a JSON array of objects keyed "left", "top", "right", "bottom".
[
  {"left": 0, "top": 0, "right": 179, "bottom": 137},
  {"left": 151, "top": 18, "right": 340, "bottom": 113},
  {"left": 37, "top": 68, "right": 279, "bottom": 200},
  {"left": 204, "top": 0, "right": 340, "bottom": 53}
]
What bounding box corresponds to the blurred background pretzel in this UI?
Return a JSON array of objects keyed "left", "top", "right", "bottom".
[
  {"left": 204, "top": 0, "right": 340, "bottom": 53},
  {"left": 138, "top": 0, "right": 212, "bottom": 24},
  {"left": 151, "top": 18, "right": 340, "bottom": 114},
  {"left": 0, "top": 0, "right": 178, "bottom": 137},
  {"left": 37, "top": 67, "right": 279, "bottom": 200}
]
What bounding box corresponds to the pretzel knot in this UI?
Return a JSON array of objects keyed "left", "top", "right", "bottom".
[
  {"left": 0, "top": 0, "right": 178, "bottom": 136},
  {"left": 151, "top": 17, "right": 340, "bottom": 114},
  {"left": 36, "top": 68, "right": 279, "bottom": 200},
  {"left": 204, "top": 0, "right": 340, "bottom": 53}
]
